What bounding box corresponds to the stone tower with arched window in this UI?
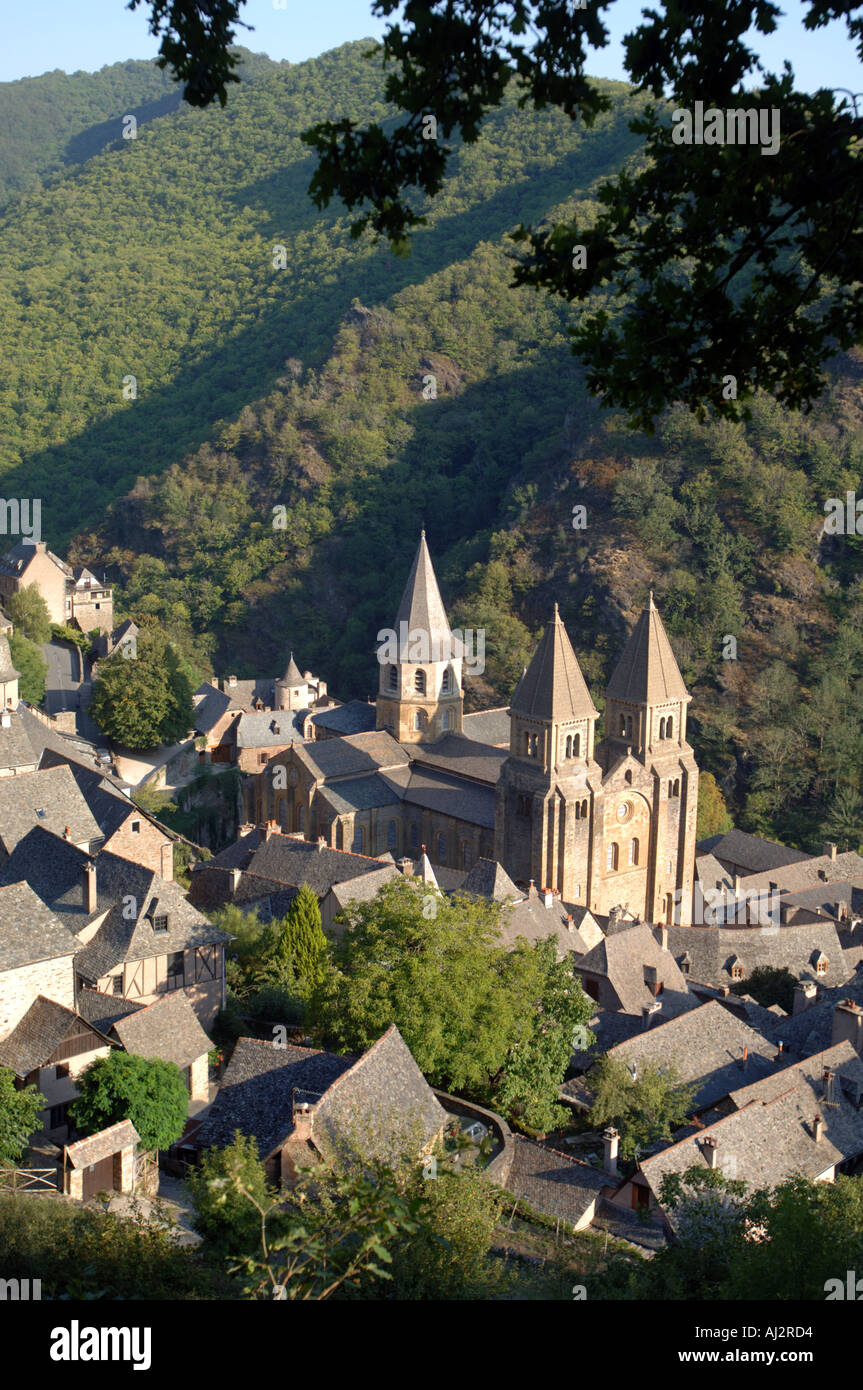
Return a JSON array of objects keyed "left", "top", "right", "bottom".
[
  {"left": 493, "top": 605, "right": 602, "bottom": 899},
  {"left": 374, "top": 531, "right": 464, "bottom": 743},
  {"left": 494, "top": 596, "right": 698, "bottom": 923}
]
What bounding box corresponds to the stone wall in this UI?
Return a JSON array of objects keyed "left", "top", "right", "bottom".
[{"left": 0, "top": 957, "right": 74, "bottom": 1039}]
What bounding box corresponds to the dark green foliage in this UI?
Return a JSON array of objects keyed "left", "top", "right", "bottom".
[
  {"left": 277, "top": 883, "right": 328, "bottom": 994},
  {"left": 70, "top": 1051, "right": 188, "bottom": 1152},
  {"left": 0, "top": 1067, "right": 44, "bottom": 1164},
  {"left": 6, "top": 587, "right": 51, "bottom": 644},
  {"left": 590, "top": 1056, "right": 697, "bottom": 1160},
  {"left": 9, "top": 634, "right": 46, "bottom": 706},
  {"left": 731, "top": 965, "right": 798, "bottom": 1014},
  {"left": 89, "top": 623, "right": 194, "bottom": 748},
  {"left": 187, "top": 1131, "right": 274, "bottom": 1257}
]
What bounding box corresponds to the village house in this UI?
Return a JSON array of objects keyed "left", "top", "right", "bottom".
[
  {"left": 0, "top": 540, "right": 113, "bottom": 633},
  {"left": 193, "top": 1024, "right": 445, "bottom": 1187},
  {"left": 0, "top": 994, "right": 116, "bottom": 1140},
  {"left": 76, "top": 989, "right": 212, "bottom": 1102},
  {"left": 192, "top": 654, "right": 338, "bottom": 765},
  {"left": 0, "top": 882, "right": 78, "bottom": 1037}
]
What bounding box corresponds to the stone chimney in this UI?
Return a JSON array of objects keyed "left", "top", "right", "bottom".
[
  {"left": 566, "top": 913, "right": 575, "bottom": 933},
  {"left": 543, "top": 888, "right": 553, "bottom": 909},
  {"left": 793, "top": 981, "right": 818, "bottom": 1016},
  {"left": 84, "top": 860, "right": 97, "bottom": 914},
  {"left": 528, "top": 880, "right": 537, "bottom": 899},
  {"left": 814, "top": 1113, "right": 824, "bottom": 1143},
  {"left": 658, "top": 922, "right": 668, "bottom": 952},
  {"left": 832, "top": 998, "right": 863, "bottom": 1054},
  {"left": 261, "top": 820, "right": 279, "bottom": 842},
  {"left": 0, "top": 710, "right": 10, "bottom": 729},
  {"left": 824, "top": 842, "right": 838, "bottom": 862},
  {"left": 739, "top": 1045, "right": 749, "bottom": 1072},
  {"left": 292, "top": 1098, "right": 314, "bottom": 1145},
  {"left": 602, "top": 1126, "right": 619, "bottom": 1177},
  {"left": 231, "top": 867, "right": 242, "bottom": 893},
  {"left": 773, "top": 1039, "right": 785, "bottom": 1063},
  {"left": 316, "top": 836, "right": 326, "bottom": 853},
  {"left": 644, "top": 963, "right": 660, "bottom": 997},
  {"left": 703, "top": 1136, "right": 719, "bottom": 1169},
  {"left": 642, "top": 1000, "right": 661, "bottom": 1029}
]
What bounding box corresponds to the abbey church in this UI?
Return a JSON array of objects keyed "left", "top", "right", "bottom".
[{"left": 246, "top": 534, "right": 698, "bottom": 924}]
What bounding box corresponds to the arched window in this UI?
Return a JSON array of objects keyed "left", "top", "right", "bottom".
[
  {"left": 619, "top": 713, "right": 627, "bottom": 736},
  {"left": 524, "top": 731, "right": 538, "bottom": 757},
  {"left": 414, "top": 670, "right": 426, "bottom": 694},
  {"left": 387, "top": 820, "right": 397, "bottom": 848},
  {"left": 461, "top": 841, "right": 472, "bottom": 868},
  {"left": 352, "top": 825, "right": 364, "bottom": 853},
  {"left": 387, "top": 665, "right": 398, "bottom": 691},
  {"left": 297, "top": 806, "right": 304, "bottom": 832},
  {"left": 573, "top": 732, "right": 581, "bottom": 758},
  {"left": 607, "top": 842, "right": 619, "bottom": 872},
  {"left": 442, "top": 709, "right": 451, "bottom": 730},
  {"left": 565, "top": 735, "right": 573, "bottom": 759},
  {"left": 667, "top": 716, "right": 674, "bottom": 739},
  {"left": 442, "top": 669, "right": 452, "bottom": 694},
  {"left": 673, "top": 778, "right": 680, "bottom": 797},
  {"left": 575, "top": 801, "right": 581, "bottom": 821},
  {"left": 410, "top": 822, "right": 419, "bottom": 849},
  {"left": 437, "top": 833, "right": 447, "bottom": 861},
  {"left": 658, "top": 717, "right": 666, "bottom": 739},
  {"left": 581, "top": 799, "right": 589, "bottom": 817},
  {"left": 625, "top": 769, "right": 632, "bottom": 784},
  {"left": 414, "top": 710, "right": 428, "bottom": 732},
  {"left": 629, "top": 838, "right": 639, "bottom": 866}
]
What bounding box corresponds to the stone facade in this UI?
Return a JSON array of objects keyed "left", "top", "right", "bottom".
[
  {"left": 102, "top": 815, "right": 174, "bottom": 882},
  {"left": 0, "top": 957, "right": 74, "bottom": 1038},
  {"left": 188, "top": 1051, "right": 209, "bottom": 1101}
]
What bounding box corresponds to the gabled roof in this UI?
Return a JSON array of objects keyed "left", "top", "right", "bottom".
[
  {"left": 605, "top": 594, "right": 688, "bottom": 705},
  {"left": 294, "top": 730, "right": 408, "bottom": 781},
  {"left": 698, "top": 828, "right": 810, "bottom": 875},
  {"left": 194, "top": 1037, "right": 354, "bottom": 1158},
  {"left": 505, "top": 1136, "right": 609, "bottom": 1226},
  {"left": 0, "top": 763, "right": 102, "bottom": 856},
  {"left": 0, "top": 540, "right": 70, "bottom": 579},
  {"left": 0, "top": 634, "right": 20, "bottom": 684},
  {"left": 460, "top": 857, "right": 520, "bottom": 902},
  {"left": 310, "top": 701, "right": 376, "bottom": 736},
  {"left": 234, "top": 710, "right": 305, "bottom": 748},
  {"left": 65, "top": 1120, "right": 140, "bottom": 1168},
  {"left": 0, "top": 995, "right": 111, "bottom": 1078},
  {"left": 406, "top": 734, "right": 506, "bottom": 786},
  {"left": 110, "top": 991, "right": 212, "bottom": 1070},
  {"left": 0, "top": 881, "right": 78, "bottom": 971},
  {"left": 76, "top": 987, "right": 144, "bottom": 1034},
  {"left": 393, "top": 532, "right": 458, "bottom": 654},
  {"left": 240, "top": 834, "right": 390, "bottom": 897},
  {"left": 603, "top": 1000, "right": 779, "bottom": 1110},
  {"left": 311, "top": 1024, "right": 446, "bottom": 1166},
  {"left": 666, "top": 921, "right": 847, "bottom": 989},
  {"left": 326, "top": 865, "right": 401, "bottom": 912},
  {"left": 575, "top": 922, "right": 689, "bottom": 1012},
  {"left": 0, "top": 709, "right": 41, "bottom": 773},
  {"left": 461, "top": 708, "right": 511, "bottom": 747},
  {"left": 728, "top": 1040, "right": 863, "bottom": 1110},
  {"left": 511, "top": 606, "right": 598, "bottom": 723}
]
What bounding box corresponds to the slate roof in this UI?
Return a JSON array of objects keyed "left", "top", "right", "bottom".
[
  {"left": 15, "top": 706, "right": 108, "bottom": 777},
  {"left": 602, "top": 1001, "right": 779, "bottom": 1110},
  {"left": 605, "top": 595, "right": 688, "bottom": 705},
  {"left": 0, "top": 996, "right": 111, "bottom": 1078},
  {"left": 392, "top": 532, "right": 461, "bottom": 656},
  {"left": 405, "top": 734, "right": 507, "bottom": 786},
  {"left": 111, "top": 991, "right": 212, "bottom": 1069},
  {"left": 281, "top": 654, "right": 304, "bottom": 685},
  {"left": 402, "top": 766, "right": 496, "bottom": 829},
  {"left": 326, "top": 865, "right": 401, "bottom": 913},
  {"left": 500, "top": 897, "right": 590, "bottom": 957},
  {"left": 0, "top": 710, "right": 41, "bottom": 772},
  {"left": 770, "top": 976, "right": 863, "bottom": 1058},
  {"left": 192, "top": 683, "right": 236, "bottom": 735},
  {"left": 728, "top": 1040, "right": 863, "bottom": 1110},
  {"left": 511, "top": 606, "right": 598, "bottom": 722},
  {"left": 310, "top": 701, "right": 376, "bottom": 736},
  {"left": 698, "top": 829, "right": 810, "bottom": 875},
  {"left": 461, "top": 708, "right": 511, "bottom": 747},
  {"left": 0, "top": 540, "right": 70, "bottom": 578},
  {"left": 194, "top": 1037, "right": 355, "bottom": 1158},
  {"left": 564, "top": 996, "right": 703, "bottom": 1075},
  {"left": 0, "top": 827, "right": 230, "bottom": 978},
  {"left": 315, "top": 770, "right": 406, "bottom": 816},
  {"left": 311, "top": 1024, "right": 446, "bottom": 1166},
  {"left": 739, "top": 851, "right": 863, "bottom": 895},
  {"left": 239, "top": 834, "right": 389, "bottom": 897},
  {"left": 640, "top": 1056, "right": 863, "bottom": 1207},
  {"left": 575, "top": 923, "right": 689, "bottom": 1012},
  {"left": 0, "top": 880, "right": 78, "bottom": 971},
  {"left": 460, "top": 857, "right": 521, "bottom": 901},
  {"left": 505, "top": 1137, "right": 609, "bottom": 1225},
  {"left": 65, "top": 1119, "right": 140, "bottom": 1169},
  {"left": 234, "top": 710, "right": 305, "bottom": 748},
  {"left": 294, "top": 731, "right": 408, "bottom": 781},
  {"left": 0, "top": 764, "right": 102, "bottom": 856},
  {"left": 666, "top": 921, "right": 848, "bottom": 988},
  {"left": 76, "top": 988, "right": 144, "bottom": 1034}
]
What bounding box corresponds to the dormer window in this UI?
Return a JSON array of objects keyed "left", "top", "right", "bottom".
[{"left": 152, "top": 913, "right": 169, "bottom": 934}]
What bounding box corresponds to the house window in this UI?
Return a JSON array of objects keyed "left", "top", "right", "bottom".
[
  {"left": 131, "top": 820, "right": 141, "bottom": 834},
  {"left": 259, "top": 753, "right": 268, "bottom": 764},
  {"left": 607, "top": 842, "right": 619, "bottom": 872},
  {"left": 437, "top": 833, "right": 447, "bottom": 862},
  {"left": 55, "top": 1063, "right": 70, "bottom": 1080},
  {"left": 517, "top": 794, "right": 531, "bottom": 817},
  {"left": 565, "top": 735, "right": 572, "bottom": 759},
  {"left": 387, "top": 820, "right": 397, "bottom": 848},
  {"left": 625, "top": 770, "right": 632, "bottom": 784},
  {"left": 731, "top": 964, "right": 744, "bottom": 981},
  {"left": 572, "top": 732, "right": 580, "bottom": 758},
  {"left": 816, "top": 958, "right": 828, "bottom": 975},
  {"left": 414, "top": 670, "right": 426, "bottom": 694},
  {"left": 152, "top": 914, "right": 168, "bottom": 934},
  {"left": 112, "top": 974, "right": 124, "bottom": 995},
  {"left": 629, "top": 838, "right": 639, "bottom": 866},
  {"left": 49, "top": 1104, "right": 69, "bottom": 1130},
  {"left": 524, "top": 732, "right": 539, "bottom": 758},
  {"left": 574, "top": 883, "right": 581, "bottom": 899},
  {"left": 166, "top": 952, "right": 185, "bottom": 989},
  {"left": 298, "top": 807, "right": 304, "bottom": 832}
]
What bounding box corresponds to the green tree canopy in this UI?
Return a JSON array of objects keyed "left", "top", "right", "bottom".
[
  {"left": 590, "top": 1056, "right": 697, "bottom": 1160},
  {"left": 0, "top": 1066, "right": 44, "bottom": 1165},
  {"left": 89, "top": 623, "right": 194, "bottom": 749},
  {"left": 6, "top": 586, "right": 51, "bottom": 645},
  {"left": 277, "top": 883, "right": 328, "bottom": 994},
  {"left": 70, "top": 1050, "right": 188, "bottom": 1152},
  {"left": 9, "top": 634, "right": 46, "bottom": 706}
]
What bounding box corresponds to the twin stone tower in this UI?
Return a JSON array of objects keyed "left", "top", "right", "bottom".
[{"left": 376, "top": 534, "right": 698, "bottom": 924}]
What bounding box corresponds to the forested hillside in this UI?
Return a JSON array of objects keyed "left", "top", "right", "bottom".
[
  {"left": 3, "top": 40, "right": 863, "bottom": 856},
  {"left": 0, "top": 48, "right": 283, "bottom": 209}
]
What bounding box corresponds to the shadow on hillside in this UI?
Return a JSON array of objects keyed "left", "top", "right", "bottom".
[{"left": 62, "top": 93, "right": 184, "bottom": 167}]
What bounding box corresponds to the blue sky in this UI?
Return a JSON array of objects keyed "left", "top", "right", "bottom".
[{"left": 3, "top": 0, "right": 862, "bottom": 93}]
